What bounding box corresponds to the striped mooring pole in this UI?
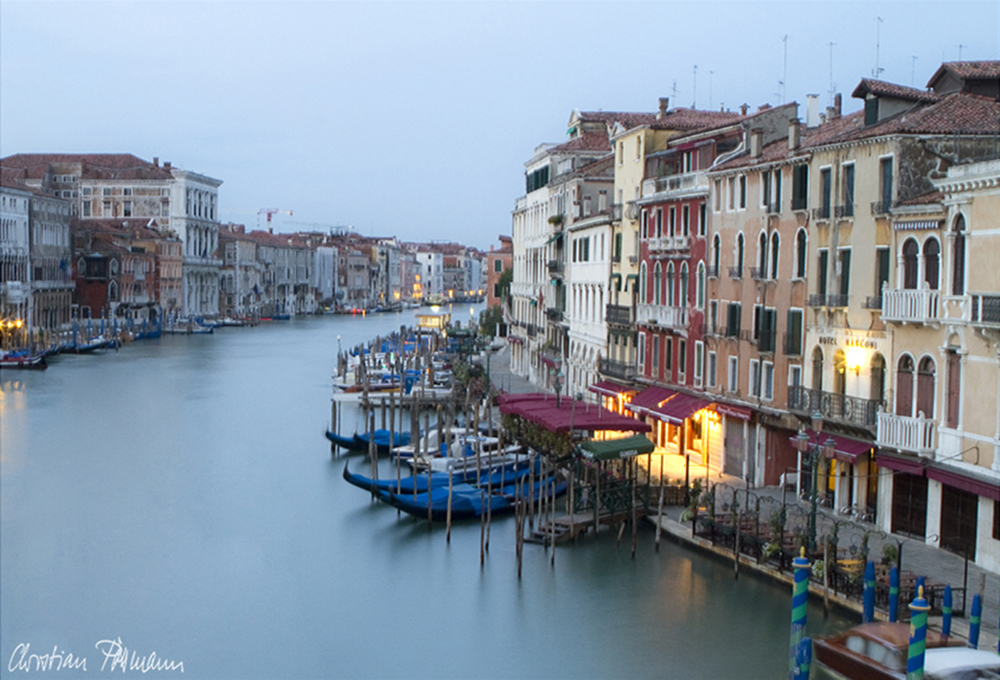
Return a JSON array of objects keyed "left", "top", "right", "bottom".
[
  {"left": 792, "top": 638, "right": 812, "bottom": 680},
  {"left": 863, "top": 560, "right": 876, "bottom": 623},
  {"left": 906, "top": 585, "right": 931, "bottom": 680},
  {"left": 968, "top": 593, "right": 981, "bottom": 649},
  {"left": 889, "top": 566, "right": 900, "bottom": 623},
  {"left": 789, "top": 547, "right": 810, "bottom": 680},
  {"left": 941, "top": 585, "right": 952, "bottom": 637}
]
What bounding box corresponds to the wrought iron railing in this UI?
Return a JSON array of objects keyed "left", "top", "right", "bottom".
[
  {"left": 605, "top": 304, "right": 634, "bottom": 326},
  {"left": 728, "top": 266, "right": 743, "bottom": 279},
  {"left": 788, "top": 385, "right": 881, "bottom": 428},
  {"left": 599, "top": 357, "right": 635, "bottom": 381}
]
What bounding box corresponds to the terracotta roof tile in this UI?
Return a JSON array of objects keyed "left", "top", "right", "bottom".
[
  {"left": 0, "top": 153, "right": 174, "bottom": 181},
  {"left": 577, "top": 112, "right": 658, "bottom": 129},
  {"left": 932, "top": 60, "right": 1000, "bottom": 81},
  {"left": 549, "top": 132, "right": 611, "bottom": 153},
  {"left": 650, "top": 108, "right": 744, "bottom": 131},
  {"left": 851, "top": 78, "right": 942, "bottom": 103},
  {"left": 857, "top": 91, "right": 1000, "bottom": 136}
]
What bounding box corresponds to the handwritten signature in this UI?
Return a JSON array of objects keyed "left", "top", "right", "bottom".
[{"left": 8, "top": 639, "right": 184, "bottom": 673}]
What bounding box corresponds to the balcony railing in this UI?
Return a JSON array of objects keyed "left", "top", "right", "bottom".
[
  {"left": 826, "top": 294, "right": 849, "bottom": 308},
  {"left": 706, "top": 265, "right": 719, "bottom": 279},
  {"left": 547, "top": 259, "right": 564, "bottom": 275},
  {"left": 808, "top": 294, "right": 826, "bottom": 307},
  {"left": 670, "top": 235, "right": 691, "bottom": 251},
  {"left": 877, "top": 411, "right": 936, "bottom": 455},
  {"left": 611, "top": 204, "right": 623, "bottom": 221},
  {"left": 871, "top": 200, "right": 895, "bottom": 216},
  {"left": 812, "top": 205, "right": 832, "bottom": 220},
  {"left": 546, "top": 308, "right": 564, "bottom": 323},
  {"left": 788, "top": 385, "right": 881, "bottom": 429},
  {"left": 637, "top": 303, "right": 689, "bottom": 330},
  {"left": 728, "top": 266, "right": 743, "bottom": 279},
  {"left": 749, "top": 266, "right": 765, "bottom": 280},
  {"left": 599, "top": 357, "right": 635, "bottom": 381},
  {"left": 863, "top": 295, "right": 883, "bottom": 310},
  {"left": 969, "top": 293, "right": 1000, "bottom": 328},
  {"left": 766, "top": 201, "right": 780, "bottom": 214},
  {"left": 643, "top": 172, "right": 709, "bottom": 198},
  {"left": 791, "top": 196, "right": 808, "bottom": 211},
  {"left": 605, "top": 303, "right": 634, "bottom": 326},
  {"left": 648, "top": 237, "right": 665, "bottom": 253},
  {"left": 883, "top": 288, "right": 939, "bottom": 324},
  {"left": 835, "top": 203, "right": 854, "bottom": 218}
]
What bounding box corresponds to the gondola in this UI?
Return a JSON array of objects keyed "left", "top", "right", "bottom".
[
  {"left": 325, "top": 430, "right": 367, "bottom": 451},
  {"left": 352, "top": 429, "right": 413, "bottom": 454},
  {"left": 0, "top": 352, "right": 48, "bottom": 370},
  {"left": 341, "top": 458, "right": 540, "bottom": 495},
  {"left": 379, "top": 476, "right": 566, "bottom": 522}
]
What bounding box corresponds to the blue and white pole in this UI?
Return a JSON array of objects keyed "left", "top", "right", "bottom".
[
  {"left": 793, "top": 638, "right": 812, "bottom": 680},
  {"left": 863, "top": 560, "right": 876, "bottom": 623},
  {"left": 968, "top": 593, "right": 981, "bottom": 649},
  {"left": 906, "top": 585, "right": 931, "bottom": 680},
  {"left": 941, "top": 585, "right": 952, "bottom": 637},
  {"left": 789, "top": 548, "right": 810, "bottom": 680},
  {"left": 889, "top": 566, "right": 900, "bottom": 623}
]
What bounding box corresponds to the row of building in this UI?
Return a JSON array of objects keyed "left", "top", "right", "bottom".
[
  {"left": 0, "top": 153, "right": 488, "bottom": 349},
  {"left": 506, "top": 61, "right": 1000, "bottom": 572}
]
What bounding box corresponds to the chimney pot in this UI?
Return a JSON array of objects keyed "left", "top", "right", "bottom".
[
  {"left": 164, "top": 161, "right": 171, "bottom": 170},
  {"left": 806, "top": 94, "right": 820, "bottom": 128},
  {"left": 658, "top": 97, "right": 669, "bottom": 119},
  {"left": 740, "top": 103, "right": 749, "bottom": 116},
  {"left": 750, "top": 129, "right": 764, "bottom": 158},
  {"left": 834, "top": 93, "right": 842, "bottom": 118},
  {"left": 788, "top": 120, "right": 801, "bottom": 150},
  {"left": 153, "top": 157, "right": 159, "bottom": 167}
]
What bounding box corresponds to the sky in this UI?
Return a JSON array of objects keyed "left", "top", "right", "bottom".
[{"left": 1, "top": 1, "right": 997, "bottom": 250}]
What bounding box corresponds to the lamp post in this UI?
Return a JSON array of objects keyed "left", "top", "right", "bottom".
[
  {"left": 793, "top": 412, "right": 835, "bottom": 555},
  {"left": 553, "top": 370, "right": 564, "bottom": 408}
]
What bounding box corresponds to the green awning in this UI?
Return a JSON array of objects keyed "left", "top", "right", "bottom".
[
  {"left": 545, "top": 232, "right": 564, "bottom": 245},
  {"left": 624, "top": 273, "right": 638, "bottom": 291},
  {"left": 579, "top": 435, "right": 655, "bottom": 461},
  {"left": 610, "top": 273, "right": 622, "bottom": 290}
]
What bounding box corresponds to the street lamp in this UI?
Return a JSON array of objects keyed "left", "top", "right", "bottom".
[
  {"left": 793, "top": 412, "right": 836, "bottom": 554},
  {"left": 553, "top": 370, "right": 564, "bottom": 408}
]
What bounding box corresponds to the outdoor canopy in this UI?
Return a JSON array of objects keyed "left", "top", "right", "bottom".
[
  {"left": 650, "top": 394, "right": 713, "bottom": 425},
  {"left": 579, "top": 435, "right": 656, "bottom": 461},
  {"left": 625, "top": 386, "right": 677, "bottom": 415},
  {"left": 498, "top": 393, "right": 651, "bottom": 433}
]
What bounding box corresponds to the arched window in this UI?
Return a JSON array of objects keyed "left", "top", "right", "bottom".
[
  {"left": 895, "top": 355, "right": 915, "bottom": 417},
  {"left": 696, "top": 262, "right": 706, "bottom": 309},
  {"left": 758, "top": 231, "right": 768, "bottom": 273},
  {"left": 712, "top": 233, "right": 721, "bottom": 272},
  {"left": 870, "top": 353, "right": 886, "bottom": 404},
  {"left": 680, "top": 263, "right": 689, "bottom": 306},
  {"left": 109, "top": 259, "right": 118, "bottom": 276},
  {"left": 951, "top": 215, "right": 966, "bottom": 296},
  {"left": 666, "top": 263, "right": 675, "bottom": 306},
  {"left": 736, "top": 233, "right": 745, "bottom": 272},
  {"left": 795, "top": 228, "right": 807, "bottom": 278},
  {"left": 639, "top": 262, "right": 647, "bottom": 303},
  {"left": 653, "top": 262, "right": 662, "bottom": 305},
  {"left": 811, "top": 347, "right": 824, "bottom": 391},
  {"left": 902, "top": 238, "right": 919, "bottom": 289},
  {"left": 108, "top": 280, "right": 119, "bottom": 302},
  {"left": 917, "top": 357, "right": 935, "bottom": 418},
  {"left": 77, "top": 258, "right": 86, "bottom": 276},
  {"left": 770, "top": 232, "right": 780, "bottom": 280},
  {"left": 923, "top": 238, "right": 940, "bottom": 290}
]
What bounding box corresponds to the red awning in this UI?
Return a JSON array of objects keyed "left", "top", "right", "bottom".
[
  {"left": 875, "top": 451, "right": 927, "bottom": 476},
  {"left": 650, "top": 394, "right": 714, "bottom": 425},
  {"left": 789, "top": 431, "right": 873, "bottom": 464},
  {"left": 926, "top": 465, "right": 1000, "bottom": 502},
  {"left": 539, "top": 354, "right": 560, "bottom": 369},
  {"left": 588, "top": 380, "right": 635, "bottom": 398},
  {"left": 716, "top": 403, "right": 753, "bottom": 421},
  {"left": 507, "top": 335, "right": 524, "bottom": 345},
  {"left": 625, "top": 386, "right": 677, "bottom": 415},
  {"left": 499, "top": 393, "right": 650, "bottom": 433}
]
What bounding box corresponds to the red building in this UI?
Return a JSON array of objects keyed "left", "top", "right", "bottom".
[{"left": 486, "top": 235, "right": 512, "bottom": 309}]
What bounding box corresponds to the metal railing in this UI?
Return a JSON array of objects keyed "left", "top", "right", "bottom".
[
  {"left": 871, "top": 200, "right": 895, "bottom": 216},
  {"left": 826, "top": 294, "right": 849, "bottom": 308},
  {"left": 728, "top": 266, "right": 743, "bottom": 279},
  {"left": 835, "top": 204, "right": 854, "bottom": 218},
  {"left": 605, "top": 303, "right": 634, "bottom": 326},
  {"left": 788, "top": 385, "right": 881, "bottom": 428},
  {"left": 812, "top": 205, "right": 832, "bottom": 220},
  {"left": 791, "top": 196, "right": 808, "bottom": 211},
  {"left": 863, "top": 295, "right": 883, "bottom": 310},
  {"left": 749, "top": 266, "right": 765, "bottom": 280},
  {"left": 547, "top": 259, "right": 564, "bottom": 274},
  {"left": 808, "top": 294, "right": 826, "bottom": 307},
  {"left": 706, "top": 265, "right": 720, "bottom": 279},
  {"left": 599, "top": 357, "right": 635, "bottom": 381},
  {"left": 969, "top": 293, "right": 1000, "bottom": 327}
]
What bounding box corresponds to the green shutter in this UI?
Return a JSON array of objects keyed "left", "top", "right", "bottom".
[{"left": 840, "top": 250, "right": 851, "bottom": 296}]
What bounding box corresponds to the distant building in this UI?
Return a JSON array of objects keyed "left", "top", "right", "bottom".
[{"left": 486, "top": 235, "right": 512, "bottom": 309}]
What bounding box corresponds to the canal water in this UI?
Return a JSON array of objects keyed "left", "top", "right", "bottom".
[{"left": 1, "top": 307, "right": 853, "bottom": 679}]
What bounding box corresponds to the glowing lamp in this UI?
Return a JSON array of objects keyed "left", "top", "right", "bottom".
[{"left": 845, "top": 346, "right": 866, "bottom": 373}]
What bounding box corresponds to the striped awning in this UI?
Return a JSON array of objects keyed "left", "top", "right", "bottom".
[{"left": 894, "top": 220, "right": 941, "bottom": 231}]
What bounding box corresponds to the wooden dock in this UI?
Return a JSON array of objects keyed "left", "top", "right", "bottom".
[{"left": 526, "top": 510, "right": 634, "bottom": 545}]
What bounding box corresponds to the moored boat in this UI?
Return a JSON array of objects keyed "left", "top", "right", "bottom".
[
  {"left": 0, "top": 351, "right": 48, "bottom": 370},
  {"left": 812, "top": 621, "right": 964, "bottom": 680},
  {"left": 325, "top": 430, "right": 367, "bottom": 452}
]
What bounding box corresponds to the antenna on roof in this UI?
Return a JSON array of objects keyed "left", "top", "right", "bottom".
[
  {"left": 692, "top": 65, "right": 698, "bottom": 108},
  {"left": 958, "top": 44, "right": 965, "bottom": 61},
  {"left": 672, "top": 80, "right": 678, "bottom": 102},
  {"left": 709, "top": 70, "right": 715, "bottom": 110},
  {"left": 828, "top": 42, "right": 837, "bottom": 107},
  {"left": 911, "top": 55, "right": 918, "bottom": 87},
  {"left": 781, "top": 35, "right": 789, "bottom": 103},
  {"left": 872, "top": 17, "right": 884, "bottom": 78}
]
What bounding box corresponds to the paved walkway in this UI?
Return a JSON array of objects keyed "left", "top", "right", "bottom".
[{"left": 487, "top": 344, "right": 999, "bottom": 647}]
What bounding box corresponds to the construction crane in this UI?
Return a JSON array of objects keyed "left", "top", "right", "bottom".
[{"left": 258, "top": 208, "right": 293, "bottom": 228}]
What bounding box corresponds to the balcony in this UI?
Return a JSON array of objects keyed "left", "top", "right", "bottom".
[
  {"left": 605, "top": 303, "right": 634, "bottom": 326},
  {"left": 788, "top": 385, "right": 881, "bottom": 429},
  {"left": 611, "top": 204, "right": 623, "bottom": 221},
  {"left": 706, "top": 265, "right": 719, "bottom": 279},
  {"left": 812, "top": 205, "right": 832, "bottom": 221},
  {"left": 547, "top": 259, "right": 564, "bottom": 275},
  {"left": 883, "top": 288, "right": 939, "bottom": 324},
  {"left": 648, "top": 237, "right": 665, "bottom": 253},
  {"left": 826, "top": 294, "right": 849, "bottom": 308},
  {"left": 642, "top": 172, "right": 709, "bottom": 198},
  {"left": 637, "top": 303, "right": 689, "bottom": 330},
  {"left": 871, "top": 200, "right": 895, "bottom": 216},
  {"left": 670, "top": 236, "right": 691, "bottom": 252},
  {"left": 728, "top": 266, "right": 743, "bottom": 279},
  {"left": 546, "top": 308, "right": 564, "bottom": 323},
  {"left": 835, "top": 204, "right": 855, "bottom": 218},
  {"left": 791, "top": 196, "right": 808, "bottom": 212},
  {"left": 969, "top": 293, "right": 1000, "bottom": 328},
  {"left": 808, "top": 294, "right": 826, "bottom": 307},
  {"left": 749, "top": 266, "right": 765, "bottom": 281},
  {"left": 877, "top": 411, "right": 936, "bottom": 456},
  {"left": 599, "top": 357, "right": 635, "bottom": 381},
  {"left": 766, "top": 201, "right": 780, "bottom": 214},
  {"left": 863, "top": 295, "right": 883, "bottom": 311}
]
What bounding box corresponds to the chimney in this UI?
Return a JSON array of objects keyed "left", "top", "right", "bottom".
[
  {"left": 740, "top": 103, "right": 749, "bottom": 116},
  {"left": 658, "top": 97, "right": 669, "bottom": 119},
  {"left": 834, "top": 93, "right": 842, "bottom": 118},
  {"left": 806, "top": 94, "right": 820, "bottom": 127},
  {"left": 153, "top": 157, "right": 159, "bottom": 167},
  {"left": 164, "top": 161, "right": 171, "bottom": 170},
  {"left": 750, "top": 129, "right": 764, "bottom": 158},
  {"left": 788, "top": 120, "right": 801, "bottom": 150}
]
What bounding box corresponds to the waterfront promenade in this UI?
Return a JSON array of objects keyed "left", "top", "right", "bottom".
[{"left": 488, "top": 341, "right": 1000, "bottom": 650}]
